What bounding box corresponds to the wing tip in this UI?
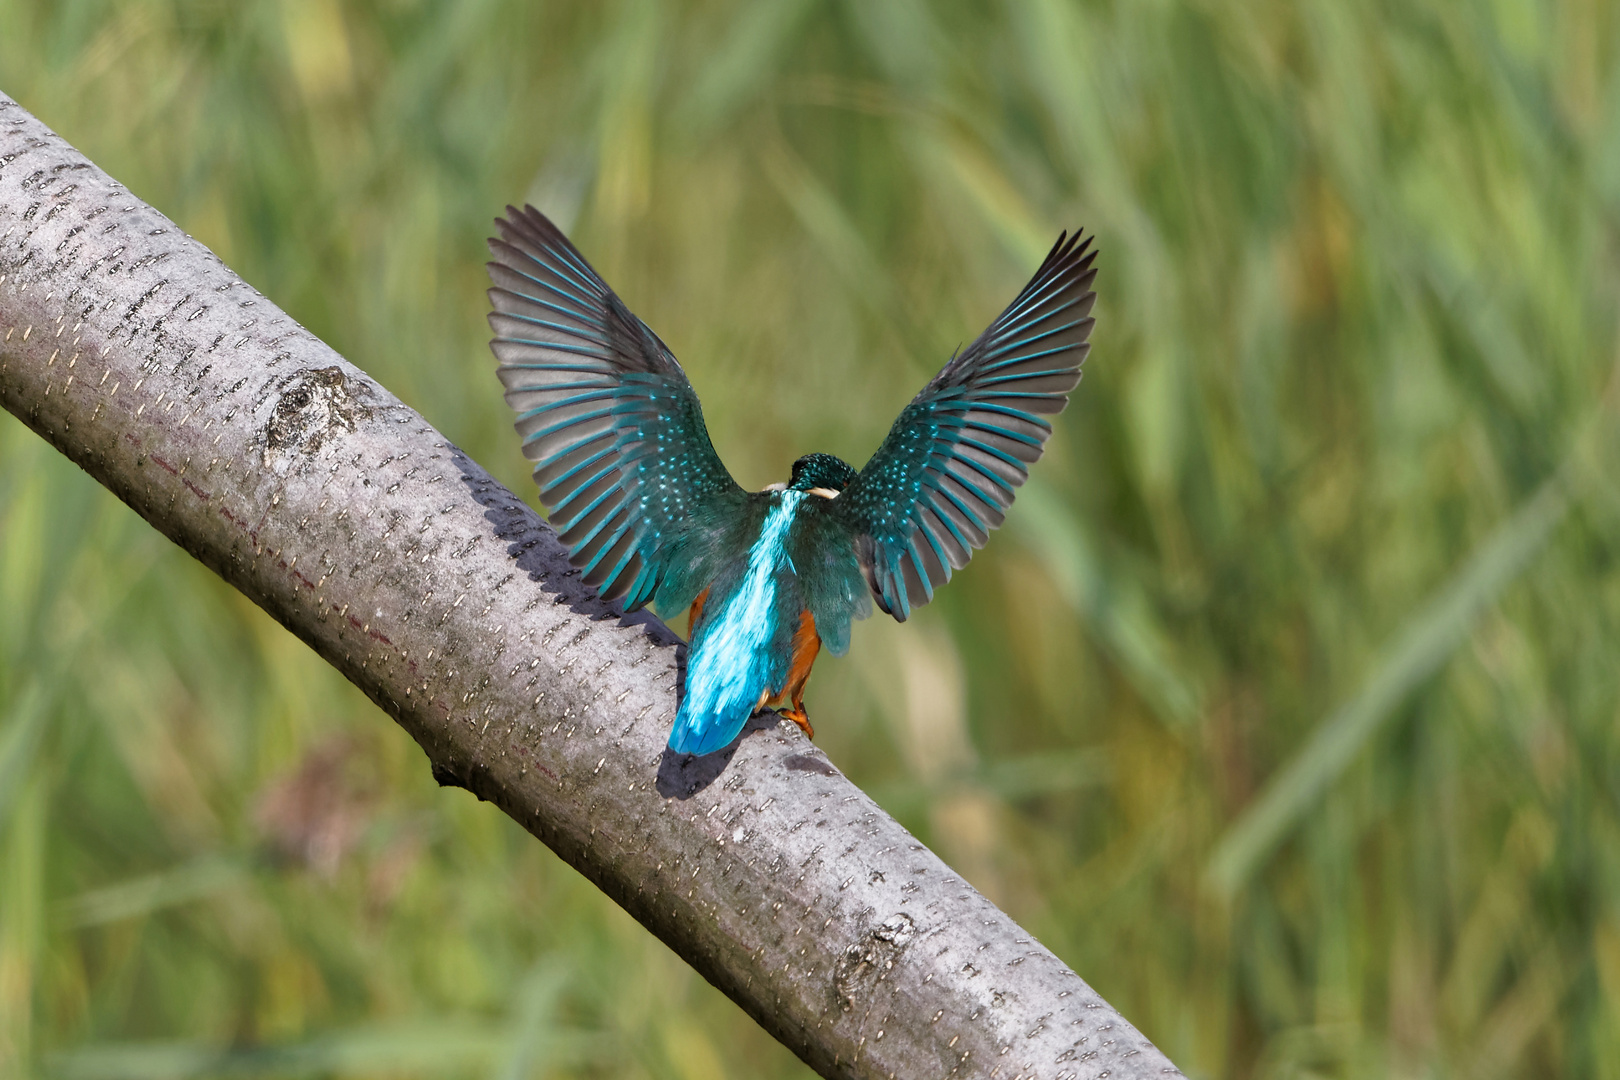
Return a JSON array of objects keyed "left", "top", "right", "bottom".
[
  {"left": 490, "top": 204, "right": 595, "bottom": 275},
  {"left": 1043, "top": 227, "right": 1097, "bottom": 281}
]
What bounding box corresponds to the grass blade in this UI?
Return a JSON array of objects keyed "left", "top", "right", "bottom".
[{"left": 1206, "top": 474, "right": 1571, "bottom": 899}]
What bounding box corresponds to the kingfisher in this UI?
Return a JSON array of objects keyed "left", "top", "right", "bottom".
[{"left": 487, "top": 207, "right": 1096, "bottom": 756}]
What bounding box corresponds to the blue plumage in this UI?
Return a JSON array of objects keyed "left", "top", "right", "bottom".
[
  {"left": 672, "top": 491, "right": 805, "bottom": 755},
  {"left": 487, "top": 207, "right": 1096, "bottom": 755}
]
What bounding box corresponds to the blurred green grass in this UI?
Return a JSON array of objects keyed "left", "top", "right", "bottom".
[{"left": 3, "top": 1, "right": 1619, "bottom": 1076}]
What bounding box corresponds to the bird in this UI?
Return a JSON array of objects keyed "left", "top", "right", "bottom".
[{"left": 486, "top": 206, "right": 1096, "bottom": 756}]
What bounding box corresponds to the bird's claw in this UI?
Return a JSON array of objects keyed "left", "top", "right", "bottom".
[{"left": 778, "top": 708, "right": 815, "bottom": 740}]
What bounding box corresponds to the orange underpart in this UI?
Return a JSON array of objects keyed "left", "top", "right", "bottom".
[
  {"left": 782, "top": 610, "right": 821, "bottom": 707},
  {"left": 774, "top": 609, "right": 821, "bottom": 739},
  {"left": 687, "top": 586, "right": 710, "bottom": 634}
]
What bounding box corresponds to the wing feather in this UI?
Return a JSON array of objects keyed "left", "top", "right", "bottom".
[
  {"left": 836, "top": 231, "right": 1097, "bottom": 619},
  {"left": 487, "top": 205, "right": 742, "bottom": 606}
]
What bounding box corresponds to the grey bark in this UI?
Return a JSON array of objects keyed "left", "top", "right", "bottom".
[{"left": 0, "top": 93, "right": 1183, "bottom": 1080}]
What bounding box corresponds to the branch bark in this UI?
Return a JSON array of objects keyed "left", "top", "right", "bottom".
[{"left": 0, "top": 93, "right": 1182, "bottom": 1080}]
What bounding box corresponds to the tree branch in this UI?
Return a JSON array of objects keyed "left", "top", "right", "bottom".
[{"left": 0, "top": 93, "right": 1182, "bottom": 1080}]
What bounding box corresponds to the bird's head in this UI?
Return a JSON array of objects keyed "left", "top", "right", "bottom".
[{"left": 788, "top": 453, "right": 857, "bottom": 497}]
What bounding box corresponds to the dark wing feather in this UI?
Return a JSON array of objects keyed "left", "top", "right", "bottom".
[
  {"left": 487, "top": 205, "right": 742, "bottom": 608},
  {"left": 836, "top": 231, "right": 1097, "bottom": 620}
]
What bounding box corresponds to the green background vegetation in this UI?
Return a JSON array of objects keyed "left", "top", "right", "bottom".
[{"left": 3, "top": 1, "right": 1619, "bottom": 1076}]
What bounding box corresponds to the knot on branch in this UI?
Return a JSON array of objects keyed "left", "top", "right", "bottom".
[
  {"left": 835, "top": 912, "right": 917, "bottom": 1012},
  {"left": 265, "top": 365, "right": 368, "bottom": 467}
]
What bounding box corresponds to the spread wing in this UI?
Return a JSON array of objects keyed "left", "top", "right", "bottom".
[
  {"left": 487, "top": 205, "right": 743, "bottom": 609},
  {"left": 835, "top": 231, "right": 1097, "bottom": 620}
]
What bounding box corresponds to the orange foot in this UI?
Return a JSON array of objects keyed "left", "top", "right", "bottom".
[{"left": 778, "top": 708, "right": 815, "bottom": 740}]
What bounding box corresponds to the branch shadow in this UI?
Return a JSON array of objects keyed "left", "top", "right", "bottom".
[
  {"left": 655, "top": 711, "right": 786, "bottom": 800},
  {"left": 451, "top": 447, "right": 681, "bottom": 647}
]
